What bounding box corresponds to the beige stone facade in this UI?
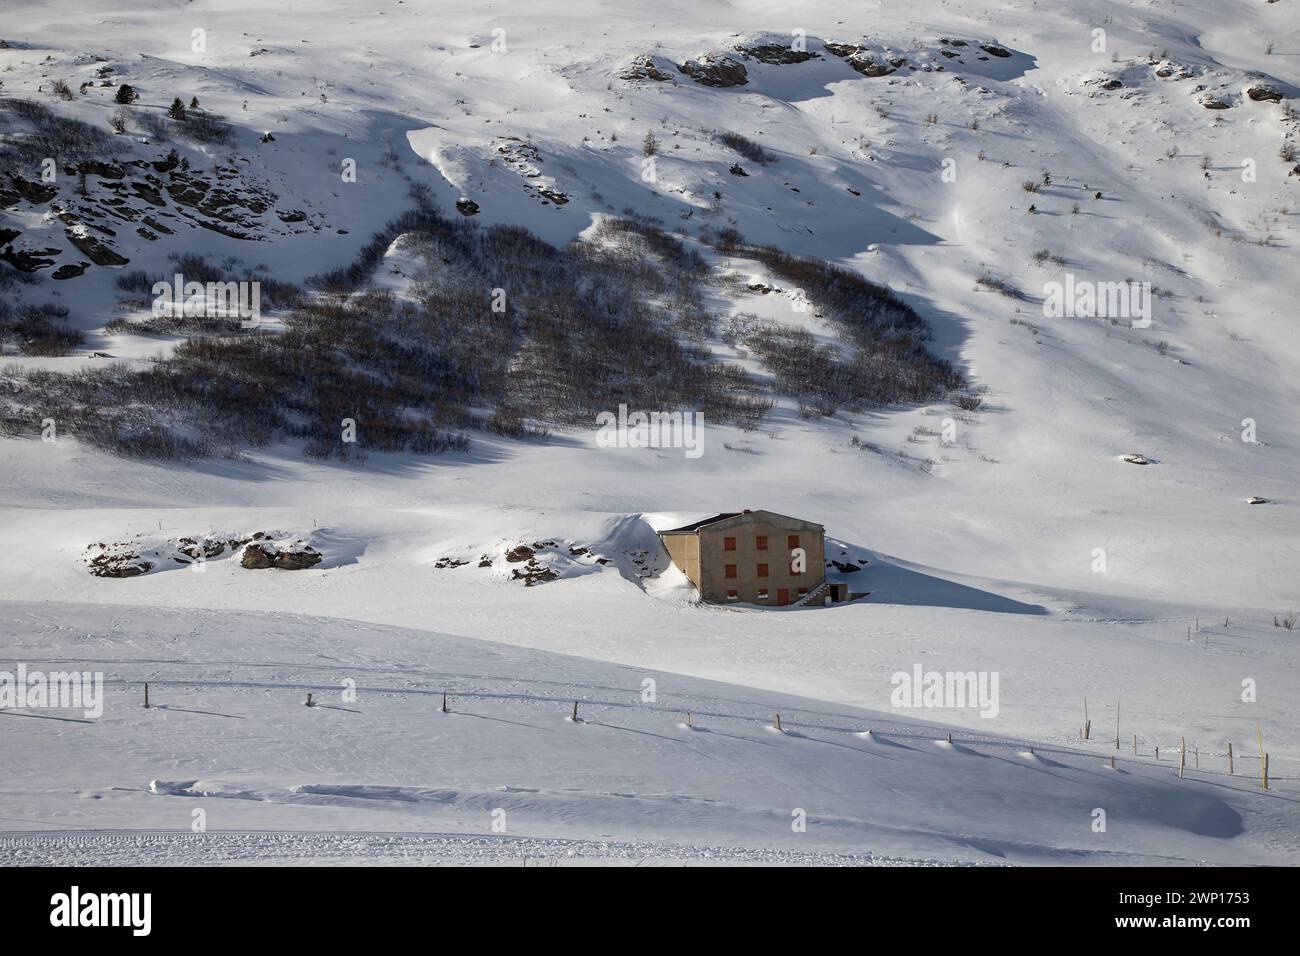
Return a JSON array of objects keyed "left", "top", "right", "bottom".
[{"left": 658, "top": 510, "right": 826, "bottom": 606}]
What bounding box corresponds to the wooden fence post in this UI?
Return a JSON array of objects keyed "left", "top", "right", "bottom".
[
  {"left": 143, "top": 683, "right": 150, "bottom": 709},
  {"left": 1228, "top": 742, "right": 1233, "bottom": 775}
]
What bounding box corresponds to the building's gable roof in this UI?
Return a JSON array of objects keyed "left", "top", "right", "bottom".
[
  {"left": 657, "top": 510, "right": 823, "bottom": 535},
  {"left": 657, "top": 512, "right": 741, "bottom": 534}
]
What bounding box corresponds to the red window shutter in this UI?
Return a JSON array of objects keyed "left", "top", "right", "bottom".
[
  {"left": 724, "top": 537, "right": 736, "bottom": 551},
  {"left": 757, "top": 563, "right": 768, "bottom": 578},
  {"left": 725, "top": 564, "right": 737, "bottom": 579},
  {"left": 756, "top": 536, "right": 768, "bottom": 550},
  {"left": 726, "top": 589, "right": 738, "bottom": 599},
  {"left": 788, "top": 535, "right": 800, "bottom": 549}
]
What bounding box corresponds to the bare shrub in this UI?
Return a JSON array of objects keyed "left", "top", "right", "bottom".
[{"left": 716, "top": 130, "right": 776, "bottom": 165}]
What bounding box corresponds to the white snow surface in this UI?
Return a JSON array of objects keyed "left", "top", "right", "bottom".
[{"left": 2, "top": 0, "right": 1299, "bottom": 864}]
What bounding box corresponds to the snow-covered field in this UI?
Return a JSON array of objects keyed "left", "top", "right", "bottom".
[{"left": 1, "top": 0, "right": 1298, "bottom": 865}]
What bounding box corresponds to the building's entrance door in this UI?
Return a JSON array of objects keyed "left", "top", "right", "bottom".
[{"left": 777, "top": 588, "right": 789, "bottom": 605}]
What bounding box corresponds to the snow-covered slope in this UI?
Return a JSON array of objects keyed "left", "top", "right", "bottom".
[
  {"left": 4, "top": 601, "right": 1296, "bottom": 866},
  {"left": 2, "top": 0, "right": 1298, "bottom": 864}
]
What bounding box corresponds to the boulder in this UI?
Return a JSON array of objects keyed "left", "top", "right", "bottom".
[
  {"left": 65, "top": 231, "right": 129, "bottom": 266},
  {"left": 734, "top": 41, "right": 819, "bottom": 65},
  {"left": 619, "top": 54, "right": 674, "bottom": 82},
  {"left": 678, "top": 53, "right": 748, "bottom": 88},
  {"left": 273, "top": 547, "right": 322, "bottom": 570},
  {"left": 241, "top": 543, "right": 276, "bottom": 569},
  {"left": 1246, "top": 84, "right": 1283, "bottom": 103},
  {"left": 88, "top": 553, "right": 154, "bottom": 578}
]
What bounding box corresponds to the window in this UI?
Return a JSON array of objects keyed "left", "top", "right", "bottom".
[
  {"left": 724, "top": 536, "right": 736, "bottom": 551},
  {"left": 788, "top": 535, "right": 800, "bottom": 549},
  {"left": 755, "top": 536, "right": 768, "bottom": 550},
  {"left": 797, "top": 587, "right": 808, "bottom": 597},
  {"left": 757, "top": 564, "right": 769, "bottom": 578},
  {"left": 757, "top": 588, "right": 769, "bottom": 600},
  {"left": 725, "top": 564, "right": 737, "bottom": 579},
  {"left": 726, "top": 589, "right": 738, "bottom": 601}
]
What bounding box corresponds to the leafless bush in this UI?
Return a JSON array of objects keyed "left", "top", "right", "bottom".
[
  {"left": 716, "top": 130, "right": 776, "bottom": 165},
  {"left": 0, "top": 98, "right": 121, "bottom": 164},
  {"left": 0, "top": 302, "right": 84, "bottom": 356},
  {"left": 178, "top": 110, "right": 234, "bottom": 144},
  {"left": 976, "top": 274, "right": 1026, "bottom": 299},
  {"left": 140, "top": 110, "right": 168, "bottom": 142}
]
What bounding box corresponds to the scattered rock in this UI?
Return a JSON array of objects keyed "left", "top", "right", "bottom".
[
  {"left": 980, "top": 44, "right": 1012, "bottom": 58},
  {"left": 1121, "top": 453, "right": 1151, "bottom": 465},
  {"left": 240, "top": 544, "right": 276, "bottom": 569},
  {"left": 65, "top": 231, "right": 129, "bottom": 266},
  {"left": 1246, "top": 496, "right": 1269, "bottom": 505},
  {"left": 505, "top": 544, "right": 535, "bottom": 563},
  {"left": 75, "top": 161, "right": 125, "bottom": 180},
  {"left": 1246, "top": 84, "right": 1283, "bottom": 103},
  {"left": 6, "top": 175, "right": 58, "bottom": 204},
  {"left": 510, "top": 559, "right": 559, "bottom": 586},
  {"left": 87, "top": 551, "right": 153, "bottom": 578},
  {"left": 728, "top": 163, "right": 748, "bottom": 177},
  {"left": 1201, "top": 96, "right": 1231, "bottom": 110},
  {"left": 272, "top": 547, "right": 322, "bottom": 570},
  {"left": 455, "top": 197, "right": 480, "bottom": 216},
  {"left": 678, "top": 53, "right": 748, "bottom": 88},
  {"left": 241, "top": 541, "right": 321, "bottom": 570},
  {"left": 734, "top": 40, "right": 820, "bottom": 65},
  {"left": 619, "top": 54, "right": 674, "bottom": 82},
  {"left": 51, "top": 263, "right": 87, "bottom": 279},
  {"left": 434, "top": 557, "right": 469, "bottom": 569}
]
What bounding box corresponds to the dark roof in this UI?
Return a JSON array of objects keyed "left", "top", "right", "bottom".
[{"left": 657, "top": 513, "right": 741, "bottom": 534}]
